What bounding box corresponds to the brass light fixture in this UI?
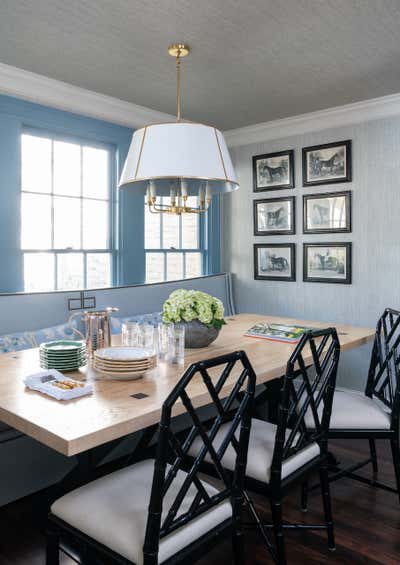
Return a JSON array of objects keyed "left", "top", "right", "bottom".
[{"left": 119, "top": 44, "right": 239, "bottom": 215}]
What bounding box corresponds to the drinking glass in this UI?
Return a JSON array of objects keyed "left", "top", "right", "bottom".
[
  {"left": 158, "top": 322, "right": 171, "bottom": 360},
  {"left": 138, "top": 323, "right": 155, "bottom": 352},
  {"left": 167, "top": 324, "right": 185, "bottom": 365},
  {"left": 121, "top": 321, "right": 139, "bottom": 346}
]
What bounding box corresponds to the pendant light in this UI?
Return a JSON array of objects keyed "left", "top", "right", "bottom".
[{"left": 118, "top": 43, "right": 239, "bottom": 215}]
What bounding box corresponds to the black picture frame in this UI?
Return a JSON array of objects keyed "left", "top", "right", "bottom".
[
  {"left": 303, "top": 191, "right": 351, "bottom": 234},
  {"left": 302, "top": 140, "right": 352, "bottom": 186},
  {"left": 254, "top": 243, "right": 296, "bottom": 281},
  {"left": 303, "top": 242, "right": 352, "bottom": 284},
  {"left": 253, "top": 149, "right": 295, "bottom": 192},
  {"left": 253, "top": 196, "right": 295, "bottom": 236}
]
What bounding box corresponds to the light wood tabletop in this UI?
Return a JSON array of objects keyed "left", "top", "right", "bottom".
[{"left": 0, "top": 314, "right": 375, "bottom": 456}]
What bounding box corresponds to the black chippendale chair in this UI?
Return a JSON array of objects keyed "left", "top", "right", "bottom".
[
  {"left": 46, "top": 350, "right": 256, "bottom": 565},
  {"left": 316, "top": 308, "right": 400, "bottom": 500},
  {"left": 189, "top": 328, "right": 340, "bottom": 564}
]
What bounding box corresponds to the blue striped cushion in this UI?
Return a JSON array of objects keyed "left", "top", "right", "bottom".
[{"left": 110, "top": 312, "right": 162, "bottom": 335}]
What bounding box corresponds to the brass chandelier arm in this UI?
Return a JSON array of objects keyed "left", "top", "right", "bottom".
[{"left": 147, "top": 198, "right": 211, "bottom": 215}]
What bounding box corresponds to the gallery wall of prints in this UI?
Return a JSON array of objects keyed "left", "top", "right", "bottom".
[{"left": 252, "top": 140, "right": 352, "bottom": 285}]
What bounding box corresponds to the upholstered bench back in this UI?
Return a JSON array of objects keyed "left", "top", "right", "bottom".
[{"left": 0, "top": 321, "right": 80, "bottom": 353}]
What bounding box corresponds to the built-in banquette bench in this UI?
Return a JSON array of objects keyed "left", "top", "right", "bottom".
[{"left": 0, "top": 273, "right": 235, "bottom": 506}]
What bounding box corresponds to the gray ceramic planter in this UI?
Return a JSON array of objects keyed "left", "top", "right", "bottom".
[{"left": 179, "top": 320, "right": 220, "bottom": 348}]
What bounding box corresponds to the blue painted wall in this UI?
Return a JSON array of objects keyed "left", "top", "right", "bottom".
[{"left": 0, "top": 94, "right": 146, "bottom": 291}]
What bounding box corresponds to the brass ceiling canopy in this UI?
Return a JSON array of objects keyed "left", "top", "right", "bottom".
[{"left": 168, "top": 43, "right": 190, "bottom": 58}]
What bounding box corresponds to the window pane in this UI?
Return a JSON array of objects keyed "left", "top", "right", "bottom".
[
  {"left": 83, "top": 147, "right": 109, "bottom": 199},
  {"left": 182, "top": 212, "right": 199, "bottom": 249},
  {"left": 144, "top": 203, "right": 160, "bottom": 249},
  {"left": 87, "top": 253, "right": 111, "bottom": 288},
  {"left": 185, "top": 252, "right": 202, "bottom": 279},
  {"left": 146, "top": 253, "right": 164, "bottom": 283},
  {"left": 21, "top": 134, "right": 52, "bottom": 193},
  {"left": 53, "top": 196, "right": 81, "bottom": 249},
  {"left": 162, "top": 213, "right": 179, "bottom": 249},
  {"left": 21, "top": 193, "right": 52, "bottom": 249},
  {"left": 82, "top": 200, "right": 109, "bottom": 249},
  {"left": 57, "top": 253, "right": 84, "bottom": 290},
  {"left": 24, "top": 253, "right": 54, "bottom": 292},
  {"left": 167, "top": 253, "right": 183, "bottom": 281},
  {"left": 53, "top": 140, "right": 81, "bottom": 196}
]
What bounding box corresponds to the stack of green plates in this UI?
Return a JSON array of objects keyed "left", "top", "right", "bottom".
[{"left": 39, "top": 340, "right": 87, "bottom": 372}]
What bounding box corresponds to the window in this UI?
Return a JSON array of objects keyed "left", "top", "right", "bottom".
[
  {"left": 21, "top": 132, "right": 113, "bottom": 292},
  {"left": 145, "top": 196, "right": 204, "bottom": 283}
]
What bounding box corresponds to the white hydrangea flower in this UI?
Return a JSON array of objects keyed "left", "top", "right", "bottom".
[{"left": 162, "top": 289, "right": 226, "bottom": 328}]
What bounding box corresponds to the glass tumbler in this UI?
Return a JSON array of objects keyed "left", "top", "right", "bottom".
[
  {"left": 138, "top": 323, "right": 155, "bottom": 352},
  {"left": 121, "top": 321, "right": 139, "bottom": 346},
  {"left": 157, "top": 322, "right": 171, "bottom": 360},
  {"left": 167, "top": 324, "right": 185, "bottom": 365}
]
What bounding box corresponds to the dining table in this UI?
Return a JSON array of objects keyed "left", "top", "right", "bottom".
[{"left": 0, "top": 313, "right": 375, "bottom": 492}]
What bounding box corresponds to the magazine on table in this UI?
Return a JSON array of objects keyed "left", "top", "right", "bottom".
[{"left": 245, "top": 322, "right": 317, "bottom": 343}]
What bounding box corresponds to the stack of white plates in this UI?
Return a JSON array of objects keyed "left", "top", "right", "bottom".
[{"left": 93, "top": 347, "right": 156, "bottom": 380}]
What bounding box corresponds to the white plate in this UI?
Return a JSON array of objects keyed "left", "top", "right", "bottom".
[
  {"left": 93, "top": 366, "right": 148, "bottom": 380},
  {"left": 94, "top": 347, "right": 154, "bottom": 361},
  {"left": 92, "top": 357, "right": 156, "bottom": 368}
]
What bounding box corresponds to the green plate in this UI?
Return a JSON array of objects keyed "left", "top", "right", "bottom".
[
  {"left": 39, "top": 348, "right": 86, "bottom": 355},
  {"left": 40, "top": 352, "right": 86, "bottom": 360},
  {"left": 40, "top": 340, "right": 85, "bottom": 351},
  {"left": 40, "top": 357, "right": 86, "bottom": 365}
]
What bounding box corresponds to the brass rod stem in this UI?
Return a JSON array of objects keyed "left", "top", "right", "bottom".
[{"left": 176, "top": 52, "right": 181, "bottom": 121}]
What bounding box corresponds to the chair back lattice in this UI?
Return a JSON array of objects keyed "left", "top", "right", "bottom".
[
  {"left": 366, "top": 308, "right": 400, "bottom": 423},
  {"left": 143, "top": 350, "right": 256, "bottom": 563},
  {"left": 270, "top": 328, "right": 340, "bottom": 486}
]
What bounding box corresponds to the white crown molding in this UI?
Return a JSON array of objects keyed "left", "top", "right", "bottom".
[
  {"left": 0, "top": 62, "right": 175, "bottom": 128},
  {"left": 224, "top": 93, "right": 400, "bottom": 147}
]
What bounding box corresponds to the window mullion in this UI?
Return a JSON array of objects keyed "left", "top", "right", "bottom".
[
  {"left": 51, "top": 140, "right": 55, "bottom": 250},
  {"left": 54, "top": 252, "right": 58, "bottom": 290}
]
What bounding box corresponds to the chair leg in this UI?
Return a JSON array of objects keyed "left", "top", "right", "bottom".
[
  {"left": 270, "top": 498, "right": 286, "bottom": 565},
  {"left": 390, "top": 439, "right": 400, "bottom": 504},
  {"left": 232, "top": 495, "right": 245, "bottom": 565},
  {"left": 300, "top": 481, "right": 308, "bottom": 512},
  {"left": 45, "top": 526, "right": 60, "bottom": 565},
  {"left": 369, "top": 438, "right": 378, "bottom": 474},
  {"left": 319, "top": 464, "right": 336, "bottom": 552},
  {"left": 232, "top": 526, "right": 245, "bottom": 565}
]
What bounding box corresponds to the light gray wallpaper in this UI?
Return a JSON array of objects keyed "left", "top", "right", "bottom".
[{"left": 222, "top": 117, "right": 400, "bottom": 389}]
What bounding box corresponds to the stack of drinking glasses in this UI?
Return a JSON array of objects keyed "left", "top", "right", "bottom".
[
  {"left": 121, "top": 321, "right": 185, "bottom": 365},
  {"left": 157, "top": 323, "right": 185, "bottom": 365},
  {"left": 121, "top": 322, "right": 155, "bottom": 351}
]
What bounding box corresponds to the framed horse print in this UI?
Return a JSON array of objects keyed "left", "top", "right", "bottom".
[
  {"left": 303, "top": 242, "right": 352, "bottom": 284},
  {"left": 303, "top": 191, "right": 351, "bottom": 234},
  {"left": 253, "top": 149, "right": 294, "bottom": 192},
  {"left": 254, "top": 196, "right": 295, "bottom": 235},
  {"left": 254, "top": 243, "right": 296, "bottom": 281},
  {"left": 302, "top": 140, "right": 352, "bottom": 186}
]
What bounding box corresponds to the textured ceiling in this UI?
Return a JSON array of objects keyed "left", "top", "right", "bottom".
[{"left": 1, "top": 0, "right": 400, "bottom": 130}]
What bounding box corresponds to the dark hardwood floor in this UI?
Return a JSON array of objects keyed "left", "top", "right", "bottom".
[{"left": 0, "top": 439, "right": 399, "bottom": 564}]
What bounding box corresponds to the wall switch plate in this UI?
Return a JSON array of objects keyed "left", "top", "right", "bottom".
[{"left": 83, "top": 296, "right": 96, "bottom": 309}]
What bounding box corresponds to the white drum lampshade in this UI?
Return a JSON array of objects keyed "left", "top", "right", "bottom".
[{"left": 118, "top": 121, "right": 238, "bottom": 197}]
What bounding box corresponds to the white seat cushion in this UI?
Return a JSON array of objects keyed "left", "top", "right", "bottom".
[
  {"left": 51, "top": 459, "right": 231, "bottom": 565},
  {"left": 305, "top": 389, "right": 391, "bottom": 430},
  {"left": 188, "top": 418, "right": 320, "bottom": 484}
]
